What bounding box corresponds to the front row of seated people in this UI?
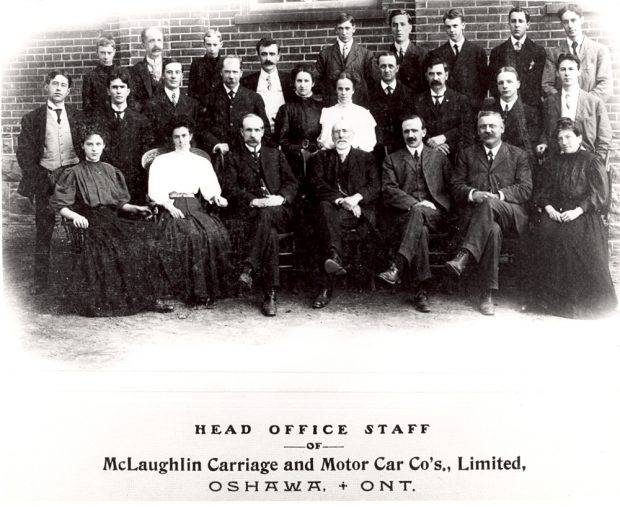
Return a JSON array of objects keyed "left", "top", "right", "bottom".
[{"left": 51, "top": 108, "right": 617, "bottom": 319}]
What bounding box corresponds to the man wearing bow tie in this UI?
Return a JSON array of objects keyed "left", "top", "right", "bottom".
[
  {"left": 16, "top": 70, "right": 83, "bottom": 294},
  {"left": 445, "top": 111, "right": 532, "bottom": 316}
]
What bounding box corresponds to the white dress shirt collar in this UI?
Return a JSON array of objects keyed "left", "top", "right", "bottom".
[
  {"left": 451, "top": 38, "right": 465, "bottom": 53},
  {"left": 393, "top": 39, "right": 410, "bottom": 53},
  {"left": 510, "top": 35, "right": 527, "bottom": 49},
  {"left": 381, "top": 80, "right": 397, "bottom": 92},
  {"left": 485, "top": 143, "right": 502, "bottom": 158},
  {"left": 165, "top": 87, "right": 180, "bottom": 102},
  {"left": 406, "top": 144, "right": 423, "bottom": 158},
  {"left": 47, "top": 100, "right": 65, "bottom": 112},
  {"left": 500, "top": 96, "right": 518, "bottom": 111}
]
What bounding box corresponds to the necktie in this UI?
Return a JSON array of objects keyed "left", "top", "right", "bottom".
[
  {"left": 503, "top": 103, "right": 509, "bottom": 118},
  {"left": 565, "top": 93, "right": 571, "bottom": 110},
  {"left": 114, "top": 111, "right": 124, "bottom": 121},
  {"left": 171, "top": 91, "right": 177, "bottom": 106},
  {"left": 266, "top": 74, "right": 272, "bottom": 91},
  {"left": 571, "top": 40, "right": 578, "bottom": 57},
  {"left": 342, "top": 44, "right": 348, "bottom": 59},
  {"left": 433, "top": 95, "right": 443, "bottom": 110},
  {"left": 514, "top": 40, "right": 521, "bottom": 51},
  {"left": 398, "top": 47, "right": 404, "bottom": 64},
  {"left": 413, "top": 151, "right": 420, "bottom": 166},
  {"left": 487, "top": 151, "right": 494, "bottom": 167},
  {"left": 228, "top": 90, "right": 235, "bottom": 101},
  {"left": 385, "top": 86, "right": 392, "bottom": 96},
  {"left": 252, "top": 148, "right": 259, "bottom": 160},
  {"left": 453, "top": 44, "right": 460, "bottom": 57},
  {"left": 54, "top": 108, "right": 62, "bottom": 124}
]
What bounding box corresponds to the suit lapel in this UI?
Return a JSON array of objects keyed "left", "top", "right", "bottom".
[
  {"left": 492, "top": 144, "right": 508, "bottom": 173},
  {"left": 575, "top": 89, "right": 587, "bottom": 119}
]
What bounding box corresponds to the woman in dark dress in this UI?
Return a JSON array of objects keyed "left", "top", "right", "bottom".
[
  {"left": 531, "top": 118, "right": 617, "bottom": 318},
  {"left": 147, "top": 117, "right": 231, "bottom": 308},
  {"left": 52, "top": 126, "right": 174, "bottom": 317}
]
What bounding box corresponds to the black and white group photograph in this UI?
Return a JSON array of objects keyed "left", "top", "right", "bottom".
[{"left": 1, "top": 0, "right": 619, "bottom": 503}]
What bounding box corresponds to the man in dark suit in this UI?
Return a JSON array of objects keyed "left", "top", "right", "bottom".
[
  {"left": 241, "top": 37, "right": 294, "bottom": 134},
  {"left": 430, "top": 8, "right": 488, "bottom": 111},
  {"left": 377, "top": 116, "right": 452, "bottom": 312},
  {"left": 368, "top": 52, "right": 415, "bottom": 158},
  {"left": 315, "top": 13, "right": 379, "bottom": 107},
  {"left": 188, "top": 28, "right": 223, "bottom": 103},
  {"left": 198, "top": 56, "right": 272, "bottom": 156},
  {"left": 445, "top": 111, "right": 532, "bottom": 316},
  {"left": 16, "top": 70, "right": 82, "bottom": 294},
  {"left": 308, "top": 118, "right": 380, "bottom": 309},
  {"left": 95, "top": 68, "right": 154, "bottom": 204},
  {"left": 142, "top": 59, "right": 200, "bottom": 148},
  {"left": 488, "top": 6, "right": 546, "bottom": 111},
  {"left": 387, "top": 9, "right": 428, "bottom": 95},
  {"left": 130, "top": 27, "right": 165, "bottom": 112},
  {"left": 413, "top": 55, "right": 473, "bottom": 164},
  {"left": 537, "top": 53, "right": 612, "bottom": 160},
  {"left": 223, "top": 114, "right": 298, "bottom": 317}
]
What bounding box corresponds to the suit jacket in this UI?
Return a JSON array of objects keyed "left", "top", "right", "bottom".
[
  {"left": 389, "top": 42, "right": 428, "bottom": 94},
  {"left": 430, "top": 40, "right": 488, "bottom": 110},
  {"left": 413, "top": 87, "right": 474, "bottom": 157},
  {"left": 488, "top": 37, "right": 546, "bottom": 110},
  {"left": 308, "top": 148, "right": 380, "bottom": 221},
  {"left": 224, "top": 145, "right": 298, "bottom": 210},
  {"left": 382, "top": 146, "right": 452, "bottom": 213},
  {"left": 142, "top": 91, "right": 200, "bottom": 147},
  {"left": 315, "top": 41, "right": 379, "bottom": 107},
  {"left": 240, "top": 69, "right": 295, "bottom": 103},
  {"left": 451, "top": 143, "right": 532, "bottom": 233},
  {"left": 484, "top": 97, "right": 540, "bottom": 160},
  {"left": 16, "top": 103, "right": 83, "bottom": 199},
  {"left": 368, "top": 80, "right": 415, "bottom": 155},
  {"left": 188, "top": 55, "right": 222, "bottom": 102},
  {"left": 94, "top": 107, "right": 154, "bottom": 201},
  {"left": 542, "top": 36, "right": 613, "bottom": 101},
  {"left": 198, "top": 85, "right": 272, "bottom": 153},
  {"left": 540, "top": 89, "right": 612, "bottom": 159},
  {"left": 130, "top": 59, "right": 165, "bottom": 111}
]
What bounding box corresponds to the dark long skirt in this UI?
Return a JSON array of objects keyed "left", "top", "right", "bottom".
[
  {"left": 533, "top": 212, "right": 617, "bottom": 318},
  {"left": 66, "top": 206, "right": 167, "bottom": 317},
  {"left": 158, "top": 197, "right": 232, "bottom": 302}
]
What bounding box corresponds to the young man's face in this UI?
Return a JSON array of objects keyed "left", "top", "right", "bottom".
[
  {"left": 444, "top": 17, "right": 465, "bottom": 43},
  {"left": 561, "top": 10, "right": 584, "bottom": 40},
  {"left": 204, "top": 35, "right": 222, "bottom": 58},
  {"left": 108, "top": 78, "right": 130, "bottom": 106},
  {"left": 163, "top": 63, "right": 182, "bottom": 90},
  {"left": 83, "top": 134, "right": 105, "bottom": 162},
  {"left": 46, "top": 74, "right": 71, "bottom": 105},
  {"left": 390, "top": 14, "right": 412, "bottom": 44},
  {"left": 509, "top": 11, "right": 529, "bottom": 39},
  {"left": 497, "top": 71, "right": 520, "bottom": 102},
  {"left": 378, "top": 55, "right": 399, "bottom": 84},
  {"left": 557, "top": 59, "right": 581, "bottom": 88},
  {"left": 97, "top": 45, "right": 116, "bottom": 66},
  {"left": 258, "top": 44, "right": 279, "bottom": 73},
  {"left": 143, "top": 28, "right": 164, "bottom": 59},
  {"left": 335, "top": 20, "right": 356, "bottom": 43}
]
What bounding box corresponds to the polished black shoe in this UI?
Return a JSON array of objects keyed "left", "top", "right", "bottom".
[
  {"left": 413, "top": 290, "right": 431, "bottom": 313},
  {"left": 152, "top": 299, "right": 174, "bottom": 313},
  {"left": 479, "top": 290, "right": 495, "bottom": 316},
  {"left": 445, "top": 250, "right": 470, "bottom": 277},
  {"left": 377, "top": 263, "right": 401, "bottom": 285},
  {"left": 262, "top": 289, "right": 277, "bottom": 317},
  {"left": 312, "top": 288, "right": 332, "bottom": 309},
  {"left": 324, "top": 251, "right": 346, "bottom": 275},
  {"left": 238, "top": 265, "right": 253, "bottom": 292}
]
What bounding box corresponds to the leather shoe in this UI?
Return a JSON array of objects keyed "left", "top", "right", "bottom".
[
  {"left": 262, "top": 289, "right": 277, "bottom": 316},
  {"left": 377, "top": 263, "right": 401, "bottom": 285},
  {"left": 413, "top": 290, "right": 431, "bottom": 313},
  {"left": 479, "top": 290, "right": 495, "bottom": 316},
  {"left": 324, "top": 251, "right": 346, "bottom": 275},
  {"left": 312, "top": 288, "right": 332, "bottom": 309},
  {"left": 152, "top": 299, "right": 174, "bottom": 313},
  {"left": 445, "top": 250, "right": 470, "bottom": 277},
  {"left": 238, "top": 265, "right": 253, "bottom": 292}
]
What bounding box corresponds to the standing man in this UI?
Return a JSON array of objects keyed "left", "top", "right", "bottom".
[
  {"left": 188, "top": 28, "right": 224, "bottom": 103},
  {"left": 542, "top": 4, "right": 612, "bottom": 101},
  {"left": 488, "top": 6, "right": 546, "bottom": 111},
  {"left": 537, "top": 53, "right": 612, "bottom": 160},
  {"left": 16, "top": 70, "right": 82, "bottom": 294},
  {"left": 198, "top": 56, "right": 272, "bottom": 156},
  {"left": 430, "top": 9, "right": 488, "bottom": 111},
  {"left": 388, "top": 9, "right": 428, "bottom": 94},
  {"left": 368, "top": 52, "right": 415, "bottom": 157},
  {"left": 130, "top": 26, "right": 165, "bottom": 112},
  {"left": 95, "top": 68, "right": 154, "bottom": 203},
  {"left": 142, "top": 59, "right": 200, "bottom": 147},
  {"left": 413, "top": 55, "right": 473, "bottom": 163},
  {"left": 223, "top": 114, "right": 298, "bottom": 317},
  {"left": 445, "top": 111, "right": 532, "bottom": 316},
  {"left": 308, "top": 119, "right": 380, "bottom": 309},
  {"left": 241, "top": 37, "right": 294, "bottom": 133},
  {"left": 315, "top": 13, "right": 378, "bottom": 107},
  {"left": 377, "top": 116, "right": 452, "bottom": 312}
]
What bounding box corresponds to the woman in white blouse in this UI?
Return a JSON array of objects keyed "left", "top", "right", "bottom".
[
  {"left": 148, "top": 116, "right": 232, "bottom": 308},
  {"left": 317, "top": 72, "right": 377, "bottom": 152}
]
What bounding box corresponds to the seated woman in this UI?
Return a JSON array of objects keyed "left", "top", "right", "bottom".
[
  {"left": 275, "top": 63, "right": 322, "bottom": 181},
  {"left": 148, "top": 116, "right": 232, "bottom": 308},
  {"left": 316, "top": 72, "right": 376, "bottom": 153},
  {"left": 530, "top": 118, "right": 617, "bottom": 318},
  {"left": 52, "top": 124, "right": 174, "bottom": 317}
]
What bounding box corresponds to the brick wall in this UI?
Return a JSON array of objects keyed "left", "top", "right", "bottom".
[{"left": 3, "top": 0, "right": 619, "bottom": 256}]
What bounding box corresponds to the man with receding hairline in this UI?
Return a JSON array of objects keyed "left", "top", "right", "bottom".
[{"left": 130, "top": 27, "right": 166, "bottom": 112}]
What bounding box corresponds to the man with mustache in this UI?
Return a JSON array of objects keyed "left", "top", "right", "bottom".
[
  {"left": 413, "top": 55, "right": 473, "bottom": 164},
  {"left": 130, "top": 26, "right": 166, "bottom": 112},
  {"left": 241, "top": 37, "right": 294, "bottom": 133},
  {"left": 308, "top": 119, "right": 380, "bottom": 309},
  {"left": 377, "top": 115, "right": 452, "bottom": 312},
  {"left": 16, "top": 70, "right": 83, "bottom": 294},
  {"left": 445, "top": 111, "right": 532, "bottom": 316}
]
